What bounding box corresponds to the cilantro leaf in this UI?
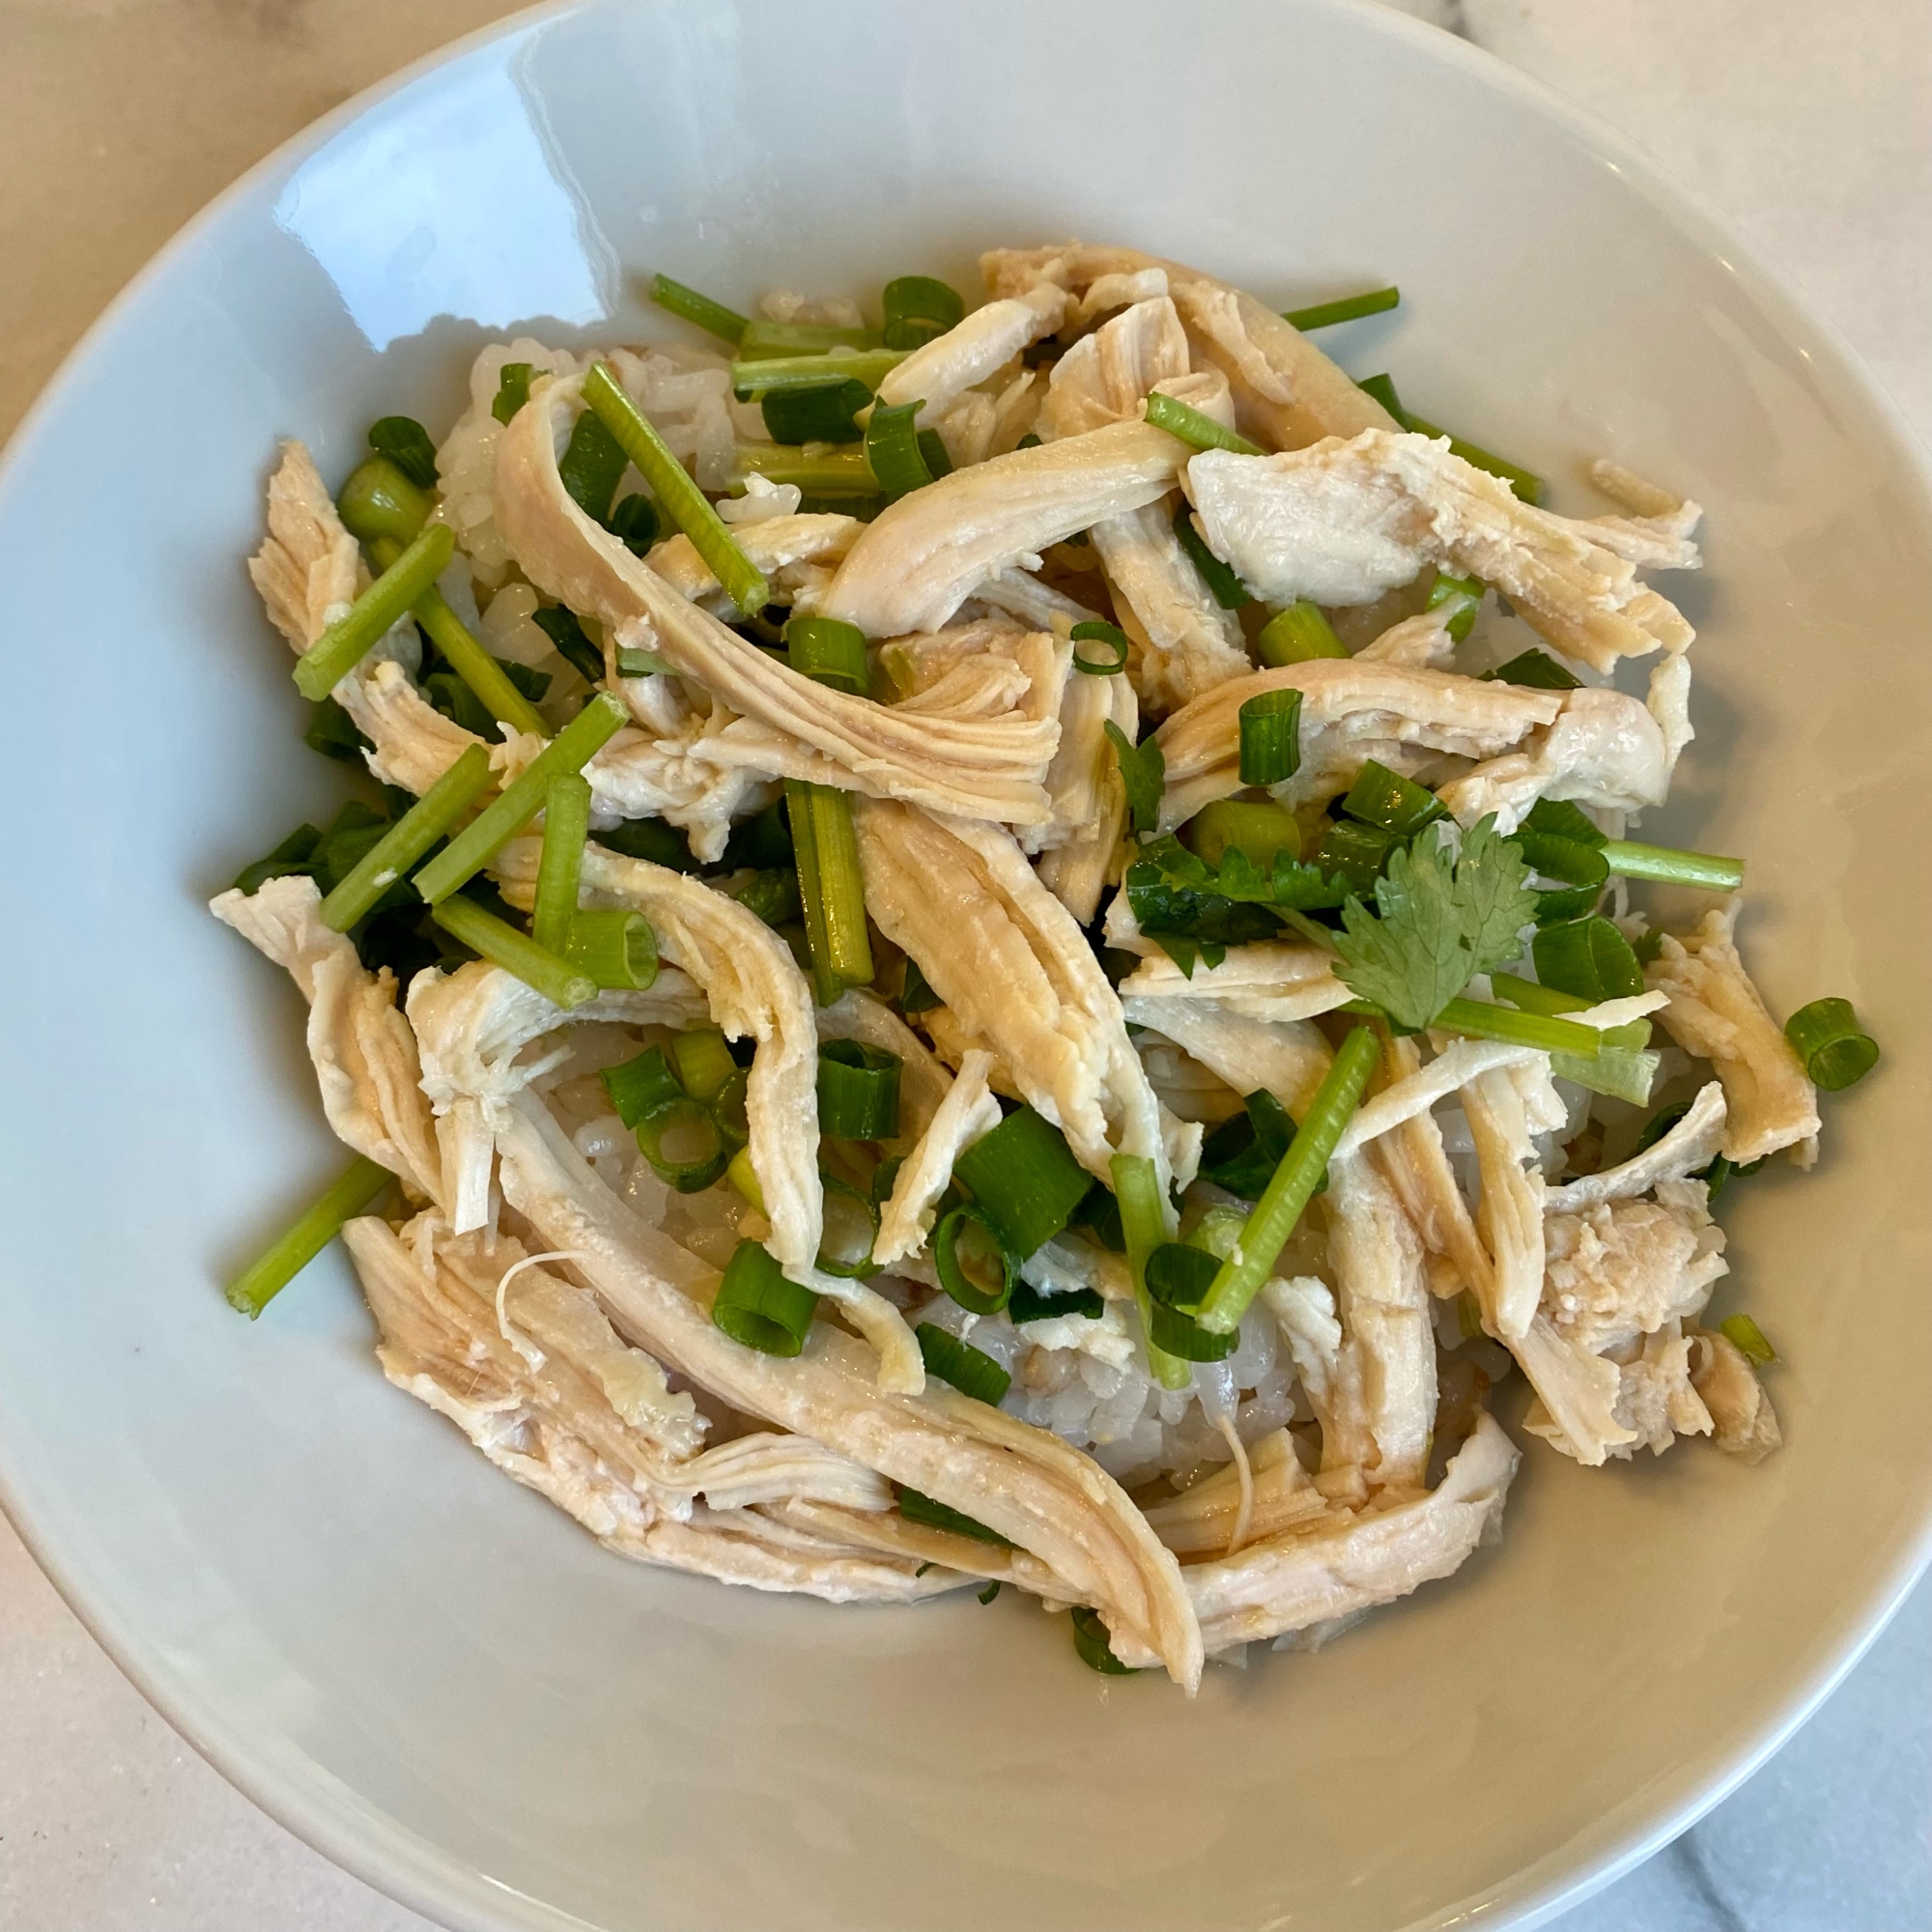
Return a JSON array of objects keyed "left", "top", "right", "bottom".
[
  {"left": 1122, "top": 836, "right": 1344, "bottom": 977},
  {"left": 1329, "top": 816, "right": 1535, "bottom": 1029},
  {"left": 1104, "top": 722, "right": 1165, "bottom": 835}
]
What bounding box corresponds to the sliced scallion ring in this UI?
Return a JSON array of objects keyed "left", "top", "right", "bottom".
[
  {"left": 817, "top": 1039, "right": 902, "bottom": 1140},
  {"left": 1237, "top": 687, "right": 1302, "bottom": 786},
  {"left": 814, "top": 1171, "right": 881, "bottom": 1278},
  {"left": 882, "top": 274, "right": 965, "bottom": 349},
  {"left": 562, "top": 909, "right": 659, "bottom": 991},
  {"left": 1784, "top": 997, "right": 1880, "bottom": 1091},
  {"left": 784, "top": 613, "right": 872, "bottom": 696},
  {"left": 637, "top": 1098, "right": 730, "bottom": 1193},
  {"left": 671, "top": 1028, "right": 737, "bottom": 1103},
  {"left": 1719, "top": 1312, "right": 1777, "bottom": 1367},
  {"left": 711, "top": 1237, "right": 816, "bottom": 1355},
  {"left": 1147, "top": 1298, "right": 1238, "bottom": 1361},
  {"left": 934, "top": 1203, "right": 1015, "bottom": 1316},
  {"left": 864, "top": 397, "right": 938, "bottom": 501},
  {"left": 952, "top": 1105, "right": 1093, "bottom": 1260},
  {"left": 1532, "top": 915, "right": 1645, "bottom": 1004},
  {"left": 1341, "top": 758, "right": 1445, "bottom": 838},
  {"left": 1070, "top": 1605, "right": 1136, "bottom": 1674},
  {"left": 1255, "top": 600, "right": 1347, "bottom": 666},
  {"left": 915, "top": 1322, "right": 1011, "bottom": 1405},
  {"left": 1069, "top": 619, "right": 1130, "bottom": 675}
]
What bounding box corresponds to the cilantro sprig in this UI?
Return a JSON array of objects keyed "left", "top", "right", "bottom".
[
  {"left": 1329, "top": 817, "right": 1536, "bottom": 1029},
  {"left": 1124, "top": 835, "right": 1345, "bottom": 976}
]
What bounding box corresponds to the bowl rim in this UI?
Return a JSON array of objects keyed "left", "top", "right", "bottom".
[{"left": 3, "top": 2, "right": 1930, "bottom": 1928}]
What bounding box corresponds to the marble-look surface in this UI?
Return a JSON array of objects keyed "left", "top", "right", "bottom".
[{"left": 2, "top": 1, "right": 1929, "bottom": 1927}]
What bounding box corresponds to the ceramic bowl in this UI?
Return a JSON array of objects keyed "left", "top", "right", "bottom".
[{"left": 2, "top": 2, "right": 1929, "bottom": 1927}]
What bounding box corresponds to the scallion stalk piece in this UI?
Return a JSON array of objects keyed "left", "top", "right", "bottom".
[
  {"left": 1143, "top": 390, "right": 1263, "bottom": 456},
  {"left": 711, "top": 1237, "right": 817, "bottom": 1355},
  {"left": 783, "top": 779, "right": 873, "bottom": 999},
  {"left": 318, "top": 744, "right": 495, "bottom": 933},
  {"left": 1600, "top": 839, "right": 1746, "bottom": 892},
  {"left": 729, "top": 349, "right": 906, "bottom": 396},
  {"left": 1427, "top": 568, "right": 1485, "bottom": 642},
  {"left": 897, "top": 1487, "right": 1011, "bottom": 1546},
  {"left": 1357, "top": 372, "right": 1545, "bottom": 504},
  {"left": 915, "top": 1322, "right": 1011, "bottom": 1405},
  {"left": 225, "top": 1154, "right": 392, "bottom": 1318},
  {"left": 864, "top": 398, "right": 939, "bottom": 502},
  {"left": 738, "top": 321, "right": 882, "bottom": 359},
  {"left": 1316, "top": 818, "right": 1396, "bottom": 896},
  {"left": 784, "top": 614, "right": 871, "bottom": 696},
  {"left": 366, "top": 415, "right": 438, "bottom": 490},
  {"left": 1142, "top": 1243, "right": 1236, "bottom": 1360},
  {"left": 1009, "top": 1279, "right": 1104, "bottom": 1323},
  {"left": 761, "top": 378, "right": 870, "bottom": 445},
  {"left": 410, "top": 584, "right": 551, "bottom": 738},
  {"left": 952, "top": 1106, "right": 1093, "bottom": 1261},
  {"left": 1237, "top": 688, "right": 1302, "bottom": 786},
  {"left": 882, "top": 275, "right": 966, "bottom": 350},
  {"left": 1719, "top": 1312, "right": 1777, "bottom": 1367},
  {"left": 600, "top": 1043, "right": 684, "bottom": 1128},
  {"left": 336, "top": 454, "right": 431, "bottom": 550},
  {"left": 1110, "top": 1152, "right": 1190, "bottom": 1391},
  {"left": 1513, "top": 827, "right": 1609, "bottom": 892},
  {"left": 1282, "top": 286, "right": 1400, "bottom": 331},
  {"left": 558, "top": 409, "right": 629, "bottom": 523},
  {"left": 1070, "top": 1605, "right": 1135, "bottom": 1674},
  {"left": 582, "top": 362, "right": 770, "bottom": 616},
  {"left": 733, "top": 443, "right": 878, "bottom": 495},
  {"left": 1183, "top": 799, "right": 1300, "bottom": 870},
  {"left": 636, "top": 1092, "right": 729, "bottom": 1192},
  {"left": 412, "top": 691, "right": 626, "bottom": 902},
  {"left": 292, "top": 524, "right": 455, "bottom": 699},
  {"left": 1532, "top": 915, "right": 1645, "bottom": 1004},
  {"left": 670, "top": 1028, "right": 738, "bottom": 1104},
  {"left": 648, "top": 272, "right": 749, "bottom": 345},
  {"left": 492, "top": 362, "right": 533, "bottom": 424},
  {"left": 1434, "top": 995, "right": 1605, "bottom": 1058},
  {"left": 1195, "top": 1026, "right": 1379, "bottom": 1334},
  {"left": 1256, "top": 601, "right": 1347, "bottom": 666},
  {"left": 1485, "top": 648, "right": 1581, "bottom": 692},
  {"left": 814, "top": 1171, "right": 880, "bottom": 1276},
  {"left": 562, "top": 908, "right": 659, "bottom": 990},
  {"left": 530, "top": 773, "right": 591, "bottom": 954},
  {"left": 934, "top": 1203, "right": 1016, "bottom": 1316},
  {"left": 1341, "top": 758, "right": 1444, "bottom": 838},
  {"left": 817, "top": 1039, "right": 902, "bottom": 1139},
  {"left": 1784, "top": 997, "right": 1880, "bottom": 1091},
  {"left": 1173, "top": 502, "right": 1251, "bottom": 608},
  {"left": 429, "top": 895, "right": 598, "bottom": 1009},
  {"left": 1069, "top": 619, "right": 1130, "bottom": 675}
]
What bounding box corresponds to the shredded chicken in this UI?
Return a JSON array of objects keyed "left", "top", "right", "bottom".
[
  {"left": 871, "top": 283, "right": 1067, "bottom": 426},
  {"left": 1688, "top": 1326, "right": 1782, "bottom": 1463},
  {"left": 1546, "top": 1081, "right": 1726, "bottom": 1209},
  {"left": 1031, "top": 660, "right": 1134, "bottom": 923},
  {"left": 876, "top": 1050, "right": 1002, "bottom": 1265},
  {"left": 1116, "top": 943, "right": 1352, "bottom": 1024},
  {"left": 642, "top": 513, "right": 859, "bottom": 616}
]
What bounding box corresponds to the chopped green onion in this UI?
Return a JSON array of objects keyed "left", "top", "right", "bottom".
[
  {"left": 1427, "top": 569, "right": 1484, "bottom": 642},
  {"left": 1147, "top": 1299, "right": 1237, "bottom": 1361},
  {"left": 1256, "top": 601, "right": 1347, "bottom": 665},
  {"left": 319, "top": 743, "right": 495, "bottom": 933},
  {"left": 1111, "top": 1153, "right": 1190, "bottom": 1390},
  {"left": 712, "top": 1237, "right": 817, "bottom": 1354},
  {"left": 1199, "top": 1090, "right": 1307, "bottom": 1201},
  {"left": 979, "top": 1580, "right": 1002, "bottom": 1604},
  {"left": 738, "top": 320, "right": 881, "bottom": 359},
  {"left": 1070, "top": 1604, "right": 1135, "bottom": 1674},
  {"left": 815, "top": 1171, "right": 880, "bottom": 1276},
  {"left": 784, "top": 778, "right": 873, "bottom": 997},
  {"left": 638, "top": 1094, "right": 729, "bottom": 1192},
  {"left": 899, "top": 955, "right": 941, "bottom": 1015},
  {"left": 530, "top": 604, "right": 605, "bottom": 684},
  {"left": 1316, "top": 817, "right": 1397, "bottom": 896},
  {"left": 710, "top": 1066, "right": 751, "bottom": 1150},
  {"left": 817, "top": 1039, "right": 902, "bottom": 1139},
  {"left": 733, "top": 443, "right": 878, "bottom": 495},
  {"left": 1356, "top": 373, "right": 1405, "bottom": 417},
  {"left": 492, "top": 361, "right": 534, "bottom": 424},
  {"left": 1485, "top": 648, "right": 1581, "bottom": 692},
  {"left": 785, "top": 780, "right": 838, "bottom": 1005},
  {"left": 1434, "top": 994, "right": 1605, "bottom": 1058},
  {"left": 725, "top": 1146, "right": 766, "bottom": 1212},
  {"left": 882, "top": 275, "right": 966, "bottom": 350},
  {"left": 583, "top": 362, "right": 770, "bottom": 616},
  {"left": 612, "top": 646, "right": 669, "bottom": 681},
  {"left": 406, "top": 582, "right": 551, "bottom": 737},
  {"left": 1143, "top": 390, "right": 1263, "bottom": 456},
  {"left": 1522, "top": 799, "right": 1605, "bottom": 846},
  {"left": 1719, "top": 1312, "right": 1777, "bottom": 1367},
  {"left": 1009, "top": 1280, "right": 1104, "bottom": 1323},
  {"left": 1282, "top": 286, "right": 1400, "bottom": 331},
  {"left": 671, "top": 1028, "right": 738, "bottom": 1104},
  {"left": 1173, "top": 502, "right": 1251, "bottom": 608},
  {"left": 933, "top": 1203, "right": 1015, "bottom": 1316},
  {"left": 915, "top": 1322, "right": 1011, "bottom": 1404},
  {"left": 762, "top": 377, "right": 870, "bottom": 445},
  {"left": 1784, "top": 997, "right": 1880, "bottom": 1091},
  {"left": 1069, "top": 619, "right": 1131, "bottom": 675},
  {"left": 557, "top": 407, "right": 630, "bottom": 524},
  {"left": 897, "top": 1487, "right": 1011, "bottom": 1546},
  {"left": 1342, "top": 759, "right": 1444, "bottom": 838},
  {"left": 1238, "top": 688, "right": 1303, "bottom": 786},
  {"left": 606, "top": 493, "right": 660, "bottom": 554},
  {"left": 917, "top": 428, "right": 953, "bottom": 480},
  {"left": 293, "top": 524, "right": 455, "bottom": 700},
  {"left": 304, "top": 696, "right": 372, "bottom": 765},
  {"left": 865, "top": 398, "right": 939, "bottom": 502},
  {"left": 600, "top": 1045, "right": 684, "bottom": 1128},
  {"left": 784, "top": 613, "right": 871, "bottom": 696},
  {"left": 367, "top": 415, "right": 439, "bottom": 491},
  {"left": 225, "top": 1154, "right": 393, "bottom": 1318},
  {"left": 728, "top": 867, "right": 801, "bottom": 929},
  {"left": 1143, "top": 1243, "right": 1236, "bottom": 1359},
  {"left": 562, "top": 908, "right": 658, "bottom": 990},
  {"left": 1102, "top": 722, "right": 1165, "bottom": 836},
  {"left": 234, "top": 822, "right": 323, "bottom": 896},
  {"left": 1489, "top": 971, "right": 1646, "bottom": 1044},
  {"left": 412, "top": 692, "right": 627, "bottom": 902},
  {"left": 730, "top": 348, "right": 905, "bottom": 396},
  {"left": 1513, "top": 827, "right": 1609, "bottom": 892},
  {"left": 1183, "top": 799, "right": 1300, "bottom": 870},
  {"left": 1601, "top": 839, "right": 1746, "bottom": 893},
  {"left": 529, "top": 774, "right": 590, "bottom": 954},
  {"left": 336, "top": 454, "right": 431, "bottom": 550},
  {"left": 1069, "top": 1185, "right": 1125, "bottom": 1253},
  {"left": 1533, "top": 915, "right": 1645, "bottom": 1003},
  {"left": 953, "top": 1106, "right": 1093, "bottom": 1260},
  {"left": 1195, "top": 1025, "right": 1379, "bottom": 1333},
  {"left": 429, "top": 895, "right": 597, "bottom": 1009},
  {"left": 649, "top": 272, "right": 749, "bottom": 345},
  {"left": 596, "top": 815, "right": 696, "bottom": 870}
]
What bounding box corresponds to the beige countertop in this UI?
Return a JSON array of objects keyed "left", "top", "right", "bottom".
[{"left": 3, "top": 3, "right": 1928, "bottom": 1928}]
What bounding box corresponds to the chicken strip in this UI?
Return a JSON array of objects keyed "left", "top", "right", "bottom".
[
  {"left": 1116, "top": 942, "right": 1352, "bottom": 1024},
  {"left": 641, "top": 512, "right": 860, "bottom": 616},
  {"left": 1119, "top": 1000, "right": 1334, "bottom": 1118},
  {"left": 1183, "top": 431, "right": 1696, "bottom": 670},
  {"left": 1687, "top": 1325, "right": 1782, "bottom": 1463},
  {"left": 1461, "top": 1065, "right": 1548, "bottom": 1342},
  {"left": 871, "top": 282, "right": 1066, "bottom": 427},
  {"left": 876, "top": 1050, "right": 1002, "bottom": 1266},
  {"left": 1031, "top": 659, "right": 1135, "bottom": 923},
  {"left": 1546, "top": 1081, "right": 1727, "bottom": 1210},
  {"left": 1646, "top": 902, "right": 1821, "bottom": 1166}
]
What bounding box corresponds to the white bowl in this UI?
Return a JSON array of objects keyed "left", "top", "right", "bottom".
[{"left": 3, "top": 2, "right": 1929, "bottom": 1927}]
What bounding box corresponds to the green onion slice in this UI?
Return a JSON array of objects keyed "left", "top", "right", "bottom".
[
  {"left": 784, "top": 613, "right": 872, "bottom": 696},
  {"left": 1513, "top": 827, "right": 1610, "bottom": 891},
  {"left": 367, "top": 415, "right": 439, "bottom": 490},
  {"left": 562, "top": 908, "right": 658, "bottom": 990},
  {"left": 1145, "top": 1241, "right": 1218, "bottom": 1313},
  {"left": 1237, "top": 688, "right": 1302, "bottom": 786},
  {"left": 864, "top": 398, "right": 938, "bottom": 502},
  {"left": 815, "top": 1171, "right": 881, "bottom": 1277},
  {"left": 730, "top": 348, "right": 905, "bottom": 396},
  {"left": 897, "top": 1487, "right": 1011, "bottom": 1546},
  {"left": 1256, "top": 601, "right": 1347, "bottom": 666},
  {"left": 952, "top": 1105, "right": 1093, "bottom": 1261},
  {"left": 601, "top": 1045, "right": 685, "bottom": 1129},
  {"left": 899, "top": 955, "right": 941, "bottom": 1015},
  {"left": 319, "top": 743, "right": 495, "bottom": 933},
  {"left": 1342, "top": 758, "right": 1444, "bottom": 838},
  {"left": 614, "top": 644, "right": 673, "bottom": 679},
  {"left": 915, "top": 1322, "right": 1011, "bottom": 1404},
  {"left": 1111, "top": 1153, "right": 1190, "bottom": 1391},
  {"left": 1316, "top": 818, "right": 1396, "bottom": 896},
  {"left": 1434, "top": 995, "right": 1605, "bottom": 1059},
  {"left": 733, "top": 442, "right": 878, "bottom": 496},
  {"left": 1147, "top": 1296, "right": 1238, "bottom": 1361},
  {"left": 1102, "top": 722, "right": 1165, "bottom": 837},
  {"left": 882, "top": 275, "right": 966, "bottom": 350},
  {"left": 649, "top": 272, "right": 749, "bottom": 345},
  {"left": 1719, "top": 1312, "right": 1777, "bottom": 1367},
  {"left": 1070, "top": 1605, "right": 1135, "bottom": 1674},
  {"left": 1143, "top": 390, "right": 1263, "bottom": 456},
  {"left": 1282, "top": 286, "right": 1400, "bottom": 331},
  {"left": 785, "top": 779, "right": 874, "bottom": 998},
  {"left": 1183, "top": 798, "right": 1300, "bottom": 870},
  {"left": 1426, "top": 568, "right": 1484, "bottom": 642},
  {"left": 1200, "top": 1090, "right": 1310, "bottom": 1202},
  {"left": 934, "top": 1204, "right": 1016, "bottom": 1316},
  {"left": 760, "top": 377, "right": 871, "bottom": 446},
  {"left": 489, "top": 361, "right": 533, "bottom": 425},
  {"left": 225, "top": 1154, "right": 393, "bottom": 1318},
  {"left": 638, "top": 1096, "right": 729, "bottom": 1193},
  {"left": 557, "top": 407, "right": 630, "bottom": 524},
  {"left": 1784, "top": 997, "right": 1880, "bottom": 1091},
  {"left": 293, "top": 524, "right": 455, "bottom": 700},
  {"left": 739, "top": 320, "right": 881, "bottom": 359},
  {"left": 336, "top": 455, "right": 431, "bottom": 550},
  {"left": 670, "top": 1028, "right": 738, "bottom": 1104},
  {"left": 530, "top": 604, "right": 605, "bottom": 683},
  {"left": 817, "top": 1038, "right": 902, "bottom": 1140},
  {"left": 1357, "top": 372, "right": 1544, "bottom": 503},
  {"left": 530, "top": 773, "right": 591, "bottom": 954},
  {"left": 1009, "top": 1280, "right": 1104, "bottom": 1324},
  {"left": 1532, "top": 915, "right": 1645, "bottom": 1003},
  {"left": 1069, "top": 619, "right": 1131, "bottom": 675},
  {"left": 712, "top": 1237, "right": 817, "bottom": 1354},
  {"left": 1173, "top": 502, "right": 1251, "bottom": 609},
  {"left": 1485, "top": 648, "right": 1581, "bottom": 691},
  {"left": 606, "top": 493, "right": 660, "bottom": 554},
  {"left": 582, "top": 362, "right": 770, "bottom": 616},
  {"left": 429, "top": 896, "right": 597, "bottom": 1009}
]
